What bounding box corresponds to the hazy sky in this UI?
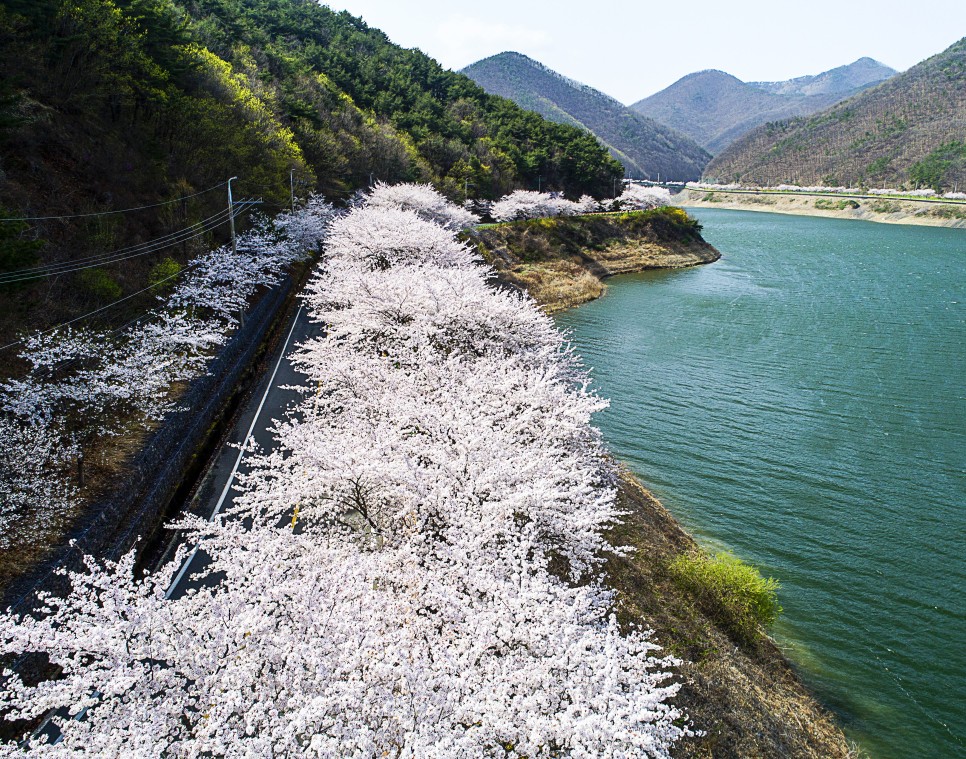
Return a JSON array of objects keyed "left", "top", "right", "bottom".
[{"left": 320, "top": 1, "right": 965, "bottom": 103}]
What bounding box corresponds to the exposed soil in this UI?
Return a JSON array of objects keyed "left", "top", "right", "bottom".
[{"left": 467, "top": 210, "right": 720, "bottom": 313}]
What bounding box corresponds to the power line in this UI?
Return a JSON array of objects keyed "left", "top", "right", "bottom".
[
  {"left": 4, "top": 207, "right": 235, "bottom": 275},
  {"left": 0, "top": 202, "right": 259, "bottom": 284},
  {"left": 0, "top": 204, "right": 259, "bottom": 353},
  {"left": 0, "top": 181, "right": 231, "bottom": 223},
  {"left": 0, "top": 208, "right": 234, "bottom": 284},
  {"left": 0, "top": 264, "right": 197, "bottom": 354}
]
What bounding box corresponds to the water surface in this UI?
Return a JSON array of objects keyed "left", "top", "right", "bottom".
[{"left": 556, "top": 209, "right": 965, "bottom": 758}]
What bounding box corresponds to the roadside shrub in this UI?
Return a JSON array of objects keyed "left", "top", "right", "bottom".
[
  {"left": 148, "top": 257, "right": 183, "bottom": 292},
  {"left": 929, "top": 205, "right": 966, "bottom": 219},
  {"left": 870, "top": 201, "right": 901, "bottom": 214},
  {"left": 77, "top": 267, "right": 122, "bottom": 301},
  {"left": 815, "top": 199, "right": 860, "bottom": 211},
  {"left": 669, "top": 550, "right": 781, "bottom": 643}
]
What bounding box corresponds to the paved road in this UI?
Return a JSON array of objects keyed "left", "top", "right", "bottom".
[{"left": 164, "top": 299, "right": 322, "bottom": 599}]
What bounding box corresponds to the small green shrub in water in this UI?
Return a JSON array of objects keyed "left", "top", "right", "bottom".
[{"left": 669, "top": 550, "right": 781, "bottom": 643}]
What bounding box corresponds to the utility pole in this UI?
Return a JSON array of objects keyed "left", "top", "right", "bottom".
[
  {"left": 537, "top": 176, "right": 543, "bottom": 192},
  {"left": 290, "top": 169, "right": 296, "bottom": 212},
  {"left": 228, "top": 176, "right": 238, "bottom": 255}
]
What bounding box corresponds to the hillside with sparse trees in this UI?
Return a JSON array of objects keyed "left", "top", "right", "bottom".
[
  {"left": 705, "top": 39, "right": 966, "bottom": 190},
  {"left": 0, "top": 0, "right": 622, "bottom": 361},
  {"left": 631, "top": 59, "right": 895, "bottom": 155}
]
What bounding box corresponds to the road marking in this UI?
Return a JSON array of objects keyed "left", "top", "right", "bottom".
[{"left": 165, "top": 305, "right": 305, "bottom": 599}]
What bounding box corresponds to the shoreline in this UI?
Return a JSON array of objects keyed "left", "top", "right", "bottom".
[
  {"left": 474, "top": 214, "right": 855, "bottom": 757},
  {"left": 676, "top": 189, "right": 966, "bottom": 228}
]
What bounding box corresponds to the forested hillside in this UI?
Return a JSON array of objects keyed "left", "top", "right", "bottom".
[
  {"left": 462, "top": 52, "right": 710, "bottom": 181},
  {"left": 705, "top": 39, "right": 966, "bottom": 189},
  {"left": 633, "top": 60, "right": 894, "bottom": 154},
  {"left": 0, "top": 0, "right": 621, "bottom": 354}
]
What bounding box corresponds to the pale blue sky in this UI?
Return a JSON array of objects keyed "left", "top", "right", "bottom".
[{"left": 321, "top": 1, "right": 965, "bottom": 103}]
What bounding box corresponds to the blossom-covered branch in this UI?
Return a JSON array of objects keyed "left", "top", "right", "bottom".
[{"left": 0, "top": 185, "right": 687, "bottom": 756}]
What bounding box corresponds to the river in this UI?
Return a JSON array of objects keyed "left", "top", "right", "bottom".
[{"left": 555, "top": 208, "right": 965, "bottom": 758}]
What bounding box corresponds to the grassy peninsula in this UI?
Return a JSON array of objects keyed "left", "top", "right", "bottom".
[{"left": 466, "top": 208, "right": 720, "bottom": 312}]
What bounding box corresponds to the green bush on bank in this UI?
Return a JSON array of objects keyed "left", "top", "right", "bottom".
[
  {"left": 148, "top": 257, "right": 183, "bottom": 292},
  {"left": 669, "top": 550, "right": 781, "bottom": 644}
]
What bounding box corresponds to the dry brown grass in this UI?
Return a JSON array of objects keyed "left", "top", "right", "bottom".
[{"left": 501, "top": 261, "right": 604, "bottom": 313}]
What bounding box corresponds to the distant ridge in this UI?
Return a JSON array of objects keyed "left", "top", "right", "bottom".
[
  {"left": 705, "top": 39, "right": 966, "bottom": 190},
  {"left": 632, "top": 59, "right": 895, "bottom": 154},
  {"left": 750, "top": 57, "right": 896, "bottom": 97},
  {"left": 462, "top": 52, "right": 711, "bottom": 181}
]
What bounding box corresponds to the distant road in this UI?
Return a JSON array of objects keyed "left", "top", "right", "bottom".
[{"left": 683, "top": 186, "right": 966, "bottom": 205}]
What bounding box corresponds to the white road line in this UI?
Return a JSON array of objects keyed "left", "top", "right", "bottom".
[{"left": 165, "top": 305, "right": 304, "bottom": 599}]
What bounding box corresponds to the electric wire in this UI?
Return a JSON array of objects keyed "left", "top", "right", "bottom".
[
  {"left": 0, "top": 202, "right": 260, "bottom": 284},
  {"left": 0, "top": 263, "right": 200, "bottom": 354},
  {"left": 0, "top": 181, "right": 231, "bottom": 222},
  {"left": 0, "top": 206, "right": 257, "bottom": 353},
  {"left": 1, "top": 206, "right": 236, "bottom": 276},
  {"left": 0, "top": 209, "right": 234, "bottom": 284}
]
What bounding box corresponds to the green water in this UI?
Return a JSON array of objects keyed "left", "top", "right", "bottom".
[{"left": 556, "top": 209, "right": 966, "bottom": 758}]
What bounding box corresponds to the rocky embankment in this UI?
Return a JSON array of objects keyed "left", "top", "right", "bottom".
[
  {"left": 678, "top": 189, "right": 966, "bottom": 228},
  {"left": 465, "top": 208, "right": 720, "bottom": 312},
  {"left": 473, "top": 212, "right": 855, "bottom": 757}
]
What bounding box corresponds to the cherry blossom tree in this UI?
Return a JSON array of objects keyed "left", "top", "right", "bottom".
[
  {"left": 490, "top": 191, "right": 582, "bottom": 222},
  {"left": 0, "top": 188, "right": 688, "bottom": 756},
  {"left": 614, "top": 184, "right": 672, "bottom": 211},
  {"left": 0, "top": 198, "right": 336, "bottom": 548},
  {"left": 365, "top": 181, "right": 479, "bottom": 230}
]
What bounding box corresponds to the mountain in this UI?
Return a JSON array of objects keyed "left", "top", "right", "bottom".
[
  {"left": 0, "top": 0, "right": 622, "bottom": 357},
  {"left": 750, "top": 57, "right": 895, "bottom": 97},
  {"left": 705, "top": 39, "right": 966, "bottom": 190},
  {"left": 461, "top": 52, "right": 711, "bottom": 181},
  {"left": 632, "top": 59, "right": 895, "bottom": 154}
]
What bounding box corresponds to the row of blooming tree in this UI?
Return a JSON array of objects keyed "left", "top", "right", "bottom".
[
  {"left": 0, "top": 198, "right": 336, "bottom": 549},
  {"left": 0, "top": 183, "right": 687, "bottom": 756},
  {"left": 487, "top": 185, "right": 672, "bottom": 222}
]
